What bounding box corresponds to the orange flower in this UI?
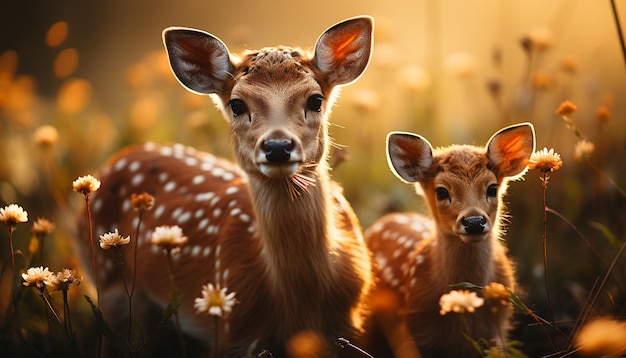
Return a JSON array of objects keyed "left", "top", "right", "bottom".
[
  {"left": 555, "top": 100, "right": 577, "bottom": 117},
  {"left": 131, "top": 192, "right": 155, "bottom": 211}
]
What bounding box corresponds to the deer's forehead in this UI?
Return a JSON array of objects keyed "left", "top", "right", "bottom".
[
  {"left": 432, "top": 146, "right": 494, "bottom": 184},
  {"left": 231, "top": 48, "right": 321, "bottom": 103},
  {"left": 236, "top": 48, "right": 317, "bottom": 84}
]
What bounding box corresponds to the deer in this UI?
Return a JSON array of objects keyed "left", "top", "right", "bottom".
[
  {"left": 81, "top": 16, "right": 374, "bottom": 357},
  {"left": 363, "top": 123, "right": 535, "bottom": 357}
]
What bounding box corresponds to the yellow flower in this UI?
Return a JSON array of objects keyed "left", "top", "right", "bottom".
[
  {"left": 560, "top": 55, "right": 579, "bottom": 74},
  {"left": 72, "top": 175, "right": 101, "bottom": 195},
  {"left": 28, "top": 237, "right": 39, "bottom": 255},
  {"left": 575, "top": 318, "right": 626, "bottom": 357},
  {"left": 525, "top": 26, "right": 555, "bottom": 51},
  {"left": 131, "top": 192, "right": 155, "bottom": 211},
  {"left": 595, "top": 105, "right": 611, "bottom": 124},
  {"left": 555, "top": 100, "right": 578, "bottom": 117},
  {"left": 149, "top": 225, "right": 188, "bottom": 252},
  {"left": 22, "top": 266, "right": 53, "bottom": 289},
  {"left": 99, "top": 229, "right": 131, "bottom": 249},
  {"left": 528, "top": 147, "right": 562, "bottom": 173},
  {"left": 194, "top": 283, "right": 237, "bottom": 317},
  {"left": 531, "top": 70, "right": 553, "bottom": 90},
  {"left": 47, "top": 268, "right": 82, "bottom": 292},
  {"left": 574, "top": 140, "right": 595, "bottom": 162},
  {"left": 439, "top": 290, "right": 484, "bottom": 315},
  {"left": 0, "top": 204, "right": 28, "bottom": 226},
  {"left": 32, "top": 217, "right": 55, "bottom": 236},
  {"left": 33, "top": 125, "right": 59, "bottom": 148},
  {"left": 482, "top": 282, "right": 510, "bottom": 306}
]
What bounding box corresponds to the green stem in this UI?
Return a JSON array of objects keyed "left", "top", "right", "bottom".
[
  {"left": 214, "top": 315, "right": 219, "bottom": 358},
  {"left": 128, "top": 210, "right": 143, "bottom": 343},
  {"left": 85, "top": 194, "right": 100, "bottom": 308},
  {"left": 610, "top": 0, "right": 626, "bottom": 69},
  {"left": 62, "top": 289, "right": 73, "bottom": 338},
  {"left": 39, "top": 288, "right": 67, "bottom": 338},
  {"left": 8, "top": 226, "right": 15, "bottom": 282},
  {"left": 541, "top": 173, "right": 554, "bottom": 325},
  {"left": 166, "top": 250, "right": 187, "bottom": 358}
]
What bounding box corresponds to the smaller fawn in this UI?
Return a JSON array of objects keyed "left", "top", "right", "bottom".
[{"left": 365, "top": 123, "right": 535, "bottom": 357}]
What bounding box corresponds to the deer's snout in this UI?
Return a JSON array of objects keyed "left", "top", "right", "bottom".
[
  {"left": 457, "top": 210, "right": 491, "bottom": 243},
  {"left": 256, "top": 131, "right": 302, "bottom": 178},
  {"left": 262, "top": 139, "right": 294, "bottom": 163},
  {"left": 461, "top": 215, "right": 487, "bottom": 234}
]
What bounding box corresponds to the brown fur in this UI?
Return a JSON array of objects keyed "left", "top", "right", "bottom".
[
  {"left": 79, "top": 17, "right": 374, "bottom": 357},
  {"left": 363, "top": 124, "right": 535, "bottom": 357}
]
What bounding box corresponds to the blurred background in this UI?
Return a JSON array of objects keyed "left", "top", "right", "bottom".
[{"left": 1, "top": 0, "right": 625, "bottom": 356}]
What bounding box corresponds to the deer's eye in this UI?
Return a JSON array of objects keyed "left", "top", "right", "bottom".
[
  {"left": 228, "top": 99, "right": 248, "bottom": 117},
  {"left": 306, "top": 94, "right": 324, "bottom": 112},
  {"left": 487, "top": 184, "right": 498, "bottom": 198},
  {"left": 435, "top": 187, "right": 449, "bottom": 201}
]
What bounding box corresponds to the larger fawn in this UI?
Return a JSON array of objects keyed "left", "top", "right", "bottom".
[
  {"left": 365, "top": 123, "right": 535, "bottom": 357},
  {"left": 82, "top": 17, "right": 374, "bottom": 356}
]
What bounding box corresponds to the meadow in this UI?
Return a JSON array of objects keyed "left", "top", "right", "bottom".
[{"left": 1, "top": 1, "right": 625, "bottom": 357}]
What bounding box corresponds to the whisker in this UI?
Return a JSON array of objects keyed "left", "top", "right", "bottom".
[
  {"left": 285, "top": 178, "right": 299, "bottom": 202},
  {"left": 284, "top": 164, "right": 318, "bottom": 201}
]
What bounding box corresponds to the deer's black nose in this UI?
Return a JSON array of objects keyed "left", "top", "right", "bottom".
[
  {"left": 461, "top": 216, "right": 486, "bottom": 235},
  {"left": 263, "top": 140, "right": 293, "bottom": 163}
]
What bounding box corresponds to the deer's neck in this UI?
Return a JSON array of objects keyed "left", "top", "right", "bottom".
[
  {"left": 433, "top": 233, "right": 495, "bottom": 287},
  {"left": 248, "top": 166, "right": 336, "bottom": 291}
]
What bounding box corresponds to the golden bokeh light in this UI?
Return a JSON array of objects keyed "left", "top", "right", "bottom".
[
  {"left": 46, "top": 21, "right": 69, "bottom": 47},
  {"left": 0, "top": 50, "right": 19, "bottom": 75},
  {"left": 56, "top": 78, "right": 92, "bottom": 114},
  {"left": 53, "top": 48, "right": 79, "bottom": 78}
]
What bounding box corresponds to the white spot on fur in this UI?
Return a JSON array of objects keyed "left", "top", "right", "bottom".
[
  {"left": 129, "top": 161, "right": 140, "bottom": 172},
  {"left": 191, "top": 245, "right": 201, "bottom": 257},
  {"left": 114, "top": 158, "right": 128, "bottom": 171},
  {"left": 198, "top": 218, "right": 209, "bottom": 230},
  {"left": 131, "top": 174, "right": 144, "bottom": 186},
  {"left": 164, "top": 181, "right": 177, "bottom": 193},
  {"left": 93, "top": 198, "right": 102, "bottom": 213},
  {"left": 192, "top": 175, "right": 205, "bottom": 185},
  {"left": 154, "top": 204, "right": 165, "bottom": 219},
  {"left": 185, "top": 157, "right": 198, "bottom": 166},
  {"left": 160, "top": 146, "right": 173, "bottom": 157},
  {"left": 225, "top": 186, "right": 239, "bottom": 195},
  {"left": 393, "top": 215, "right": 411, "bottom": 225},
  {"left": 195, "top": 192, "right": 215, "bottom": 202},
  {"left": 122, "top": 199, "right": 131, "bottom": 212},
  {"left": 178, "top": 211, "right": 191, "bottom": 223}
]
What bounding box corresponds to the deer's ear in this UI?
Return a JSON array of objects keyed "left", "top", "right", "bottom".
[
  {"left": 487, "top": 122, "right": 536, "bottom": 178},
  {"left": 387, "top": 132, "right": 433, "bottom": 184},
  {"left": 163, "top": 27, "right": 234, "bottom": 95},
  {"left": 313, "top": 16, "right": 374, "bottom": 87}
]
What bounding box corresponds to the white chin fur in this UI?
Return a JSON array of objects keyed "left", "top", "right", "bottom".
[
  {"left": 459, "top": 233, "right": 489, "bottom": 244},
  {"left": 259, "top": 162, "right": 300, "bottom": 178}
]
